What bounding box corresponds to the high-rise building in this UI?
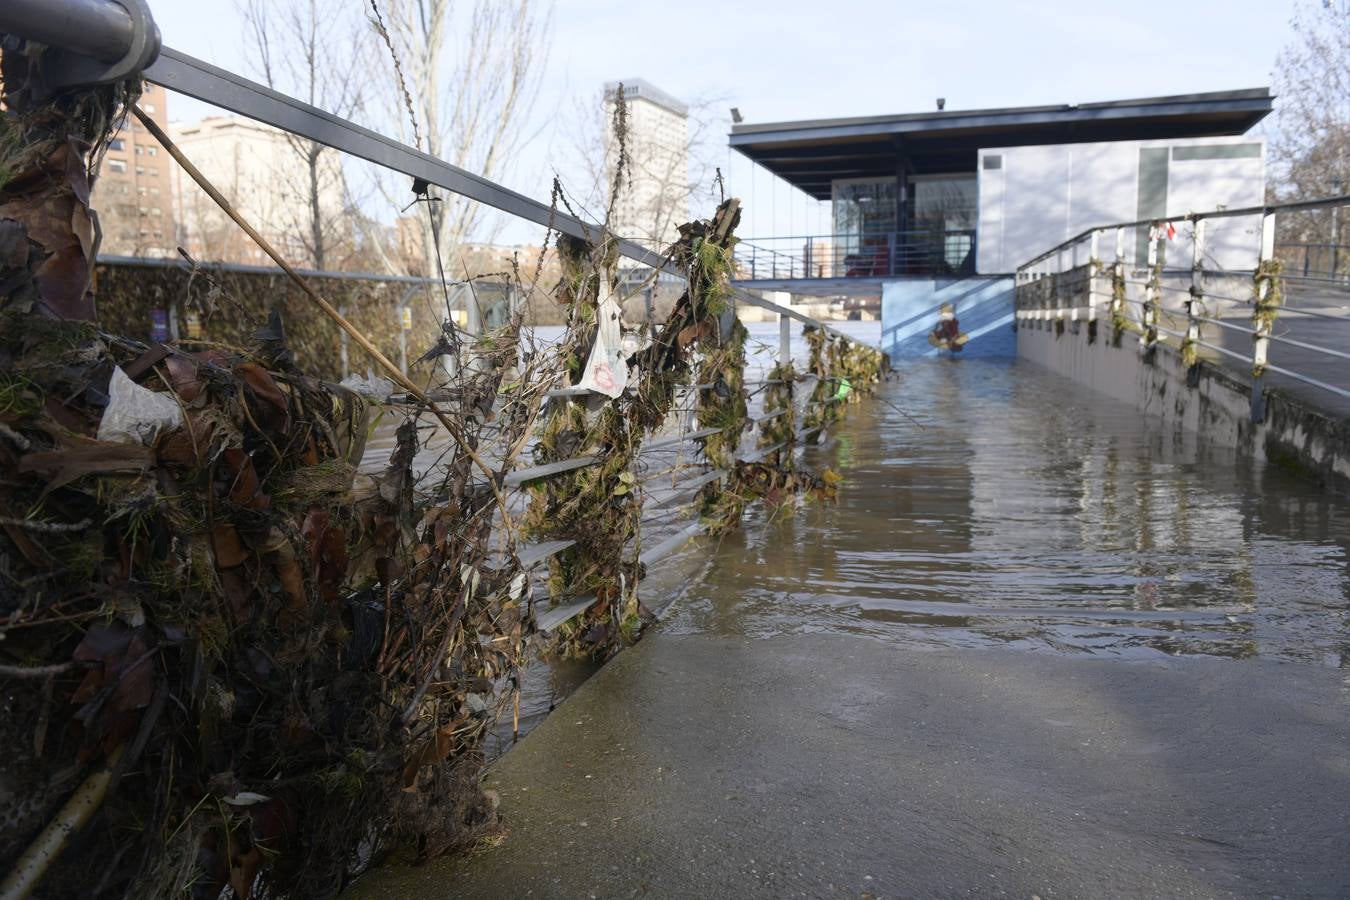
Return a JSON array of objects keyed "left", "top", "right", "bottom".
[
  {"left": 92, "top": 82, "right": 178, "bottom": 259},
  {"left": 169, "top": 116, "right": 348, "bottom": 269},
  {"left": 603, "top": 79, "right": 689, "bottom": 251}
]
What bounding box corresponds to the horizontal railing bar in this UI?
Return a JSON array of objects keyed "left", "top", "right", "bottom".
[
  {"left": 642, "top": 427, "right": 723, "bottom": 452},
  {"left": 1017, "top": 193, "right": 1350, "bottom": 271},
  {"left": 1191, "top": 315, "right": 1256, "bottom": 335},
  {"left": 146, "top": 48, "right": 666, "bottom": 272},
  {"left": 637, "top": 523, "right": 704, "bottom": 568},
  {"left": 503, "top": 455, "right": 599, "bottom": 487},
  {"left": 98, "top": 253, "right": 441, "bottom": 285},
  {"left": 534, "top": 594, "right": 597, "bottom": 633},
  {"left": 742, "top": 441, "right": 786, "bottom": 463},
  {"left": 1276, "top": 305, "right": 1350, "bottom": 321},
  {"left": 517, "top": 539, "right": 576, "bottom": 568},
  {"left": 146, "top": 47, "right": 872, "bottom": 351},
  {"left": 752, "top": 410, "right": 787, "bottom": 423},
  {"left": 1264, "top": 332, "right": 1350, "bottom": 362},
  {"left": 1156, "top": 327, "right": 1252, "bottom": 365},
  {"left": 1261, "top": 363, "right": 1350, "bottom": 400},
  {"left": 649, "top": 469, "right": 728, "bottom": 508}
]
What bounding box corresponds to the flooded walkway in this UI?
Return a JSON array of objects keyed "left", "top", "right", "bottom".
[{"left": 349, "top": 359, "right": 1350, "bottom": 898}]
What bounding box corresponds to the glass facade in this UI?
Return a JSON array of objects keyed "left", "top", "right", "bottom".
[
  {"left": 827, "top": 173, "right": 978, "bottom": 276},
  {"left": 910, "top": 174, "right": 977, "bottom": 272}
]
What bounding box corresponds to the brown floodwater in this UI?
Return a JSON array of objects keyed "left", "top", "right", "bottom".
[
  {"left": 382, "top": 332, "right": 1350, "bottom": 760},
  {"left": 660, "top": 357, "right": 1350, "bottom": 666}
]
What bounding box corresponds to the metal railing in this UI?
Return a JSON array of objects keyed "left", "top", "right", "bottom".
[
  {"left": 1013, "top": 194, "right": 1350, "bottom": 420},
  {"left": 1278, "top": 241, "right": 1349, "bottom": 282},
  {"left": 0, "top": 2, "right": 881, "bottom": 638},
  {"left": 733, "top": 229, "right": 977, "bottom": 282}
]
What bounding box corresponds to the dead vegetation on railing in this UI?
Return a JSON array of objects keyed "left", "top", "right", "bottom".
[
  {"left": 526, "top": 198, "right": 747, "bottom": 658},
  {"left": 0, "top": 64, "right": 569, "bottom": 896},
  {"left": 757, "top": 361, "right": 797, "bottom": 464},
  {"left": 0, "top": 60, "right": 891, "bottom": 898}
]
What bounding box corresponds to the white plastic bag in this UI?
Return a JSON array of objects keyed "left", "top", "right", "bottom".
[
  {"left": 339, "top": 370, "right": 395, "bottom": 402},
  {"left": 97, "top": 366, "right": 184, "bottom": 445},
  {"left": 574, "top": 277, "right": 630, "bottom": 399}
]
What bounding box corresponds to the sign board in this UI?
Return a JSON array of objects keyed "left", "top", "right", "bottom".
[{"left": 150, "top": 308, "right": 168, "bottom": 342}]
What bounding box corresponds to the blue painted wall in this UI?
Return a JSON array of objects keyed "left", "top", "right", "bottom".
[{"left": 880, "top": 276, "right": 1016, "bottom": 359}]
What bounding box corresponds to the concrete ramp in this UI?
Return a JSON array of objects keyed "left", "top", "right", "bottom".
[{"left": 881, "top": 276, "right": 1015, "bottom": 359}]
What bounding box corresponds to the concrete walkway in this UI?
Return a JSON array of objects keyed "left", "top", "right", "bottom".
[{"left": 348, "top": 633, "right": 1350, "bottom": 898}]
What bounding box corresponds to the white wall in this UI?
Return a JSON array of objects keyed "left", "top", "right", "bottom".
[{"left": 978, "top": 135, "right": 1266, "bottom": 274}]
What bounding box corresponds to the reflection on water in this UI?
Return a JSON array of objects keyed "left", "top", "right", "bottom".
[{"left": 664, "top": 358, "right": 1350, "bottom": 666}]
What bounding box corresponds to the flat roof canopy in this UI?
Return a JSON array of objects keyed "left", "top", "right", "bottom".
[{"left": 730, "top": 88, "right": 1273, "bottom": 200}]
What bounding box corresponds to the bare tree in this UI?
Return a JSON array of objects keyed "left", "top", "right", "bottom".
[
  {"left": 241, "top": 0, "right": 370, "bottom": 270},
  {"left": 1270, "top": 0, "right": 1349, "bottom": 264},
  {"left": 563, "top": 85, "right": 727, "bottom": 252},
  {"left": 367, "top": 0, "right": 553, "bottom": 290}
]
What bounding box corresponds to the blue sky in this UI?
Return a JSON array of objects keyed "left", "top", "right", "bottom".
[{"left": 146, "top": 0, "right": 1295, "bottom": 245}]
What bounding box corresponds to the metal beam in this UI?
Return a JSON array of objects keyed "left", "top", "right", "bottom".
[
  {"left": 144, "top": 47, "right": 667, "bottom": 272},
  {"left": 503, "top": 455, "right": 599, "bottom": 488},
  {"left": 97, "top": 253, "right": 439, "bottom": 286},
  {"left": 142, "top": 47, "right": 875, "bottom": 350},
  {"left": 0, "top": 0, "right": 137, "bottom": 63}
]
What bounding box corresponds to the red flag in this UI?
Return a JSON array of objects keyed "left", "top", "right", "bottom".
[{"left": 1165, "top": 221, "right": 1177, "bottom": 240}]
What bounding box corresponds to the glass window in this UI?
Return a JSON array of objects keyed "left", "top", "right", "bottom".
[
  {"left": 135, "top": 146, "right": 144, "bottom": 155},
  {"left": 109, "top": 139, "right": 124, "bottom": 151},
  {"left": 108, "top": 159, "right": 127, "bottom": 173},
  {"left": 832, "top": 178, "right": 898, "bottom": 238},
  {"left": 909, "top": 175, "right": 977, "bottom": 272}
]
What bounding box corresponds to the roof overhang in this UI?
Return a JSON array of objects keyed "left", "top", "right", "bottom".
[{"left": 730, "top": 88, "right": 1274, "bottom": 200}]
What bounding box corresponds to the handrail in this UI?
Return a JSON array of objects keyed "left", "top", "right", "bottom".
[
  {"left": 1016, "top": 195, "right": 1350, "bottom": 415},
  {"left": 141, "top": 46, "right": 876, "bottom": 351},
  {"left": 1018, "top": 193, "right": 1350, "bottom": 271}
]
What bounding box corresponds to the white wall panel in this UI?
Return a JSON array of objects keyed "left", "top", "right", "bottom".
[{"left": 978, "top": 136, "right": 1266, "bottom": 274}]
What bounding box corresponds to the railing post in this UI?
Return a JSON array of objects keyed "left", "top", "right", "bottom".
[
  {"left": 1086, "top": 230, "right": 1101, "bottom": 342},
  {"left": 1140, "top": 224, "right": 1161, "bottom": 354},
  {"left": 1184, "top": 218, "right": 1205, "bottom": 377},
  {"left": 779, "top": 311, "right": 791, "bottom": 366},
  {"left": 1251, "top": 212, "right": 1277, "bottom": 423},
  {"left": 805, "top": 237, "right": 813, "bottom": 280}
]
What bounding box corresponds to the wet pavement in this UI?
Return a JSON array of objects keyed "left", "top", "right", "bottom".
[{"left": 348, "top": 357, "right": 1350, "bottom": 898}]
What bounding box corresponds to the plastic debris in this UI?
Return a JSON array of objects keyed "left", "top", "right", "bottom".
[{"left": 96, "top": 366, "right": 184, "bottom": 445}]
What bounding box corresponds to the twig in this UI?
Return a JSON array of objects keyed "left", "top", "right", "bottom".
[
  {"left": 0, "top": 661, "right": 77, "bottom": 679},
  {"left": 0, "top": 745, "right": 125, "bottom": 899},
  {"left": 0, "top": 517, "right": 91, "bottom": 534},
  {"left": 0, "top": 423, "right": 31, "bottom": 451},
  {"left": 131, "top": 106, "right": 511, "bottom": 516}
]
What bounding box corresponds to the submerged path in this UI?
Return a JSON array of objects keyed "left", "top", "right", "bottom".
[{"left": 350, "top": 359, "right": 1350, "bottom": 898}]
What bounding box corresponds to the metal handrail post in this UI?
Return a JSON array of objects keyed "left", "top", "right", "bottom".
[
  {"left": 1086, "top": 230, "right": 1101, "bottom": 339},
  {"left": 1251, "top": 212, "right": 1277, "bottom": 422},
  {"left": 1140, "top": 224, "right": 1162, "bottom": 352},
  {"left": 1185, "top": 218, "right": 1206, "bottom": 373}
]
